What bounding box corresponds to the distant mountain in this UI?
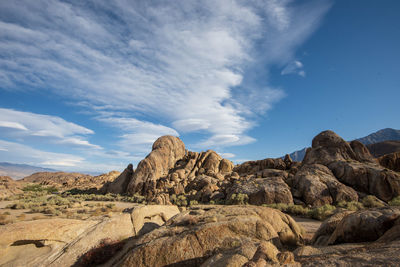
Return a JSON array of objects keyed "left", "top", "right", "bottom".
[
  {"left": 286, "top": 148, "right": 308, "bottom": 162},
  {"left": 356, "top": 128, "right": 400, "bottom": 145},
  {"left": 0, "top": 162, "right": 57, "bottom": 180},
  {"left": 286, "top": 128, "right": 400, "bottom": 162}
]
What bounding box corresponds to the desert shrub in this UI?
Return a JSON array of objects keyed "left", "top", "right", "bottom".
[
  {"left": 189, "top": 200, "right": 199, "bottom": 206},
  {"left": 362, "top": 195, "right": 385, "bottom": 208},
  {"left": 389, "top": 196, "right": 400, "bottom": 206},
  {"left": 176, "top": 195, "right": 188, "bottom": 206},
  {"left": 226, "top": 193, "right": 249, "bottom": 205},
  {"left": 22, "top": 184, "right": 58, "bottom": 193},
  {"left": 337, "top": 201, "right": 364, "bottom": 211},
  {"left": 309, "top": 204, "right": 336, "bottom": 220},
  {"left": 3, "top": 211, "right": 11, "bottom": 215}
]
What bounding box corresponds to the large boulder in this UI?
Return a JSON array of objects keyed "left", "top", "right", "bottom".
[
  {"left": 0, "top": 205, "right": 180, "bottom": 266},
  {"left": 126, "top": 136, "right": 186, "bottom": 196},
  {"left": 0, "top": 176, "right": 23, "bottom": 199},
  {"left": 379, "top": 152, "right": 400, "bottom": 172},
  {"left": 326, "top": 207, "right": 400, "bottom": 245},
  {"left": 130, "top": 205, "right": 180, "bottom": 236},
  {"left": 311, "top": 210, "right": 354, "bottom": 246},
  {"left": 106, "top": 205, "right": 304, "bottom": 267},
  {"left": 102, "top": 164, "right": 133, "bottom": 194},
  {"left": 233, "top": 158, "right": 287, "bottom": 175},
  {"left": 329, "top": 161, "right": 400, "bottom": 202},
  {"left": 228, "top": 176, "right": 293, "bottom": 205},
  {"left": 303, "top": 131, "right": 375, "bottom": 165},
  {"left": 303, "top": 130, "right": 400, "bottom": 201},
  {"left": 290, "top": 164, "right": 358, "bottom": 207}
]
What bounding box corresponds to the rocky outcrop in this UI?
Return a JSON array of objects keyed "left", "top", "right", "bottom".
[
  {"left": 0, "top": 176, "right": 23, "bottom": 199},
  {"left": 311, "top": 210, "right": 354, "bottom": 246},
  {"left": 102, "top": 164, "right": 134, "bottom": 194},
  {"left": 290, "top": 164, "right": 358, "bottom": 206},
  {"left": 324, "top": 207, "right": 400, "bottom": 245},
  {"left": 227, "top": 175, "right": 293, "bottom": 205},
  {"left": 302, "top": 130, "right": 400, "bottom": 202},
  {"left": 127, "top": 136, "right": 186, "bottom": 196},
  {"left": 0, "top": 205, "right": 180, "bottom": 266},
  {"left": 22, "top": 171, "right": 120, "bottom": 191},
  {"left": 233, "top": 158, "right": 288, "bottom": 175},
  {"left": 303, "top": 131, "right": 376, "bottom": 165},
  {"left": 379, "top": 152, "right": 400, "bottom": 172},
  {"left": 106, "top": 205, "right": 304, "bottom": 267},
  {"left": 104, "top": 136, "right": 235, "bottom": 202}
]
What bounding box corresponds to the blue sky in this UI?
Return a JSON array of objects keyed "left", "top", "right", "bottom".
[{"left": 0, "top": 0, "right": 399, "bottom": 173}]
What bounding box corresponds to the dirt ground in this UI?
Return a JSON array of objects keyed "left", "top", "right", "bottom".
[{"left": 292, "top": 216, "right": 322, "bottom": 243}]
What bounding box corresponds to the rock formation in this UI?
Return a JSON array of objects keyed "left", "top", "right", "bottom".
[
  {"left": 379, "top": 152, "right": 400, "bottom": 172},
  {"left": 105, "top": 205, "right": 304, "bottom": 267},
  {"left": 290, "top": 164, "right": 358, "bottom": 206},
  {"left": 22, "top": 171, "right": 120, "bottom": 191},
  {"left": 0, "top": 176, "right": 23, "bottom": 199},
  {"left": 302, "top": 130, "right": 400, "bottom": 202},
  {"left": 0, "top": 205, "right": 179, "bottom": 266}
]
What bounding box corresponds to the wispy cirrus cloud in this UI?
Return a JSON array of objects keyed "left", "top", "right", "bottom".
[
  {"left": 0, "top": 0, "right": 332, "bottom": 167},
  {"left": 0, "top": 108, "right": 100, "bottom": 149},
  {"left": 281, "top": 60, "right": 306, "bottom": 77}
]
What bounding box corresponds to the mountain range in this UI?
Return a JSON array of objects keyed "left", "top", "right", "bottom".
[{"left": 0, "top": 162, "right": 57, "bottom": 180}]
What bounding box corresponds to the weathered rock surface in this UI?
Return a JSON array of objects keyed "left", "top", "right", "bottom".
[
  {"left": 326, "top": 207, "right": 400, "bottom": 245},
  {"left": 303, "top": 131, "right": 376, "bottom": 165},
  {"left": 127, "top": 136, "right": 186, "bottom": 196},
  {"left": 311, "top": 210, "right": 354, "bottom": 246},
  {"left": 22, "top": 171, "right": 120, "bottom": 191},
  {"left": 130, "top": 205, "right": 180, "bottom": 236},
  {"left": 0, "top": 176, "right": 23, "bottom": 199},
  {"left": 228, "top": 176, "right": 293, "bottom": 205},
  {"left": 298, "top": 240, "right": 400, "bottom": 266},
  {"left": 379, "top": 152, "right": 400, "bottom": 172},
  {"left": 233, "top": 158, "right": 288, "bottom": 175},
  {"left": 290, "top": 164, "right": 358, "bottom": 206},
  {"left": 0, "top": 205, "right": 180, "bottom": 267},
  {"left": 106, "top": 205, "right": 304, "bottom": 267},
  {"left": 102, "top": 164, "right": 134, "bottom": 194},
  {"left": 302, "top": 130, "right": 400, "bottom": 202}
]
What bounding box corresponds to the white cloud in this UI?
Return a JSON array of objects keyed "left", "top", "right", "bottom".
[
  {"left": 218, "top": 152, "right": 236, "bottom": 159},
  {"left": 0, "top": 0, "right": 331, "bottom": 152},
  {"left": 0, "top": 108, "right": 100, "bottom": 149},
  {"left": 0, "top": 139, "right": 125, "bottom": 173},
  {"left": 97, "top": 115, "right": 179, "bottom": 153},
  {"left": 281, "top": 60, "right": 306, "bottom": 77},
  {"left": 0, "top": 139, "right": 84, "bottom": 168},
  {"left": 0, "top": 121, "right": 28, "bottom": 131}
]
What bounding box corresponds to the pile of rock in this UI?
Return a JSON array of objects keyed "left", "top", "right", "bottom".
[{"left": 104, "top": 130, "right": 400, "bottom": 207}]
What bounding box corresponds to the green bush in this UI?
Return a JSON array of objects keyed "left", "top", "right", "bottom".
[
  {"left": 309, "top": 204, "right": 336, "bottom": 220},
  {"left": 362, "top": 195, "right": 385, "bottom": 208},
  {"left": 226, "top": 193, "right": 249, "bottom": 205},
  {"left": 22, "top": 184, "right": 58, "bottom": 193},
  {"left": 389, "top": 196, "right": 400, "bottom": 206},
  {"left": 337, "top": 201, "right": 364, "bottom": 211}
]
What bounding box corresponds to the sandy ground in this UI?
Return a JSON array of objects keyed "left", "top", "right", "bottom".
[{"left": 292, "top": 216, "right": 322, "bottom": 243}]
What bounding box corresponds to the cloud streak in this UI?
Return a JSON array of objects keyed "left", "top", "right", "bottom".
[
  {"left": 0, "top": 108, "right": 100, "bottom": 149},
  {"left": 0, "top": 0, "right": 332, "bottom": 168}
]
